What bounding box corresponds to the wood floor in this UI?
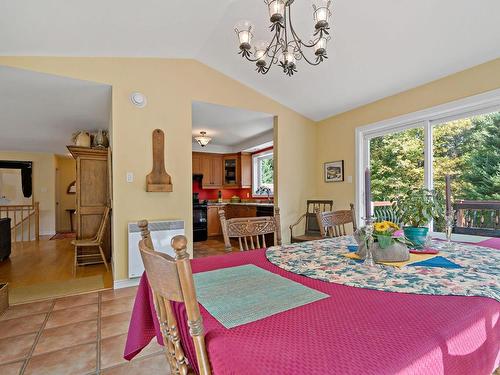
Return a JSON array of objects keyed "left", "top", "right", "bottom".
[
  {"left": 193, "top": 236, "right": 241, "bottom": 258},
  {"left": 0, "top": 237, "right": 113, "bottom": 303}
]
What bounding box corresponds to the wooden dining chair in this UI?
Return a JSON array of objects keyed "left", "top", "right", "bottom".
[
  {"left": 219, "top": 207, "right": 282, "bottom": 252},
  {"left": 316, "top": 204, "right": 357, "bottom": 238},
  {"left": 137, "top": 220, "right": 211, "bottom": 375},
  {"left": 289, "top": 200, "right": 334, "bottom": 243},
  {"left": 71, "top": 206, "right": 110, "bottom": 276}
]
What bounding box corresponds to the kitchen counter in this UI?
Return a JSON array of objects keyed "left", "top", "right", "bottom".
[{"left": 207, "top": 202, "right": 274, "bottom": 207}]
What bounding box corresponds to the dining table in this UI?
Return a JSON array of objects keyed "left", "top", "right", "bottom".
[{"left": 124, "top": 234, "right": 500, "bottom": 375}]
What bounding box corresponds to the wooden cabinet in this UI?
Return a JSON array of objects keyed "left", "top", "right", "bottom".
[
  {"left": 199, "top": 153, "right": 222, "bottom": 189},
  {"left": 207, "top": 206, "right": 222, "bottom": 236},
  {"left": 192, "top": 153, "right": 202, "bottom": 175},
  {"left": 193, "top": 152, "right": 251, "bottom": 189},
  {"left": 68, "top": 146, "right": 111, "bottom": 261},
  {"left": 223, "top": 204, "right": 257, "bottom": 219}
]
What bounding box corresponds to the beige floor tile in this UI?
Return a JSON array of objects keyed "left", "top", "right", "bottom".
[
  {"left": 53, "top": 292, "right": 98, "bottom": 311},
  {"left": 24, "top": 342, "right": 96, "bottom": 375},
  {"left": 33, "top": 319, "right": 97, "bottom": 356},
  {"left": 101, "top": 287, "right": 137, "bottom": 302},
  {"left": 101, "top": 297, "right": 135, "bottom": 317},
  {"left": 101, "top": 353, "right": 170, "bottom": 375},
  {"left": 0, "top": 313, "right": 46, "bottom": 339},
  {"left": 100, "top": 333, "right": 162, "bottom": 370},
  {"left": 0, "top": 332, "right": 37, "bottom": 363},
  {"left": 0, "top": 360, "right": 24, "bottom": 375},
  {"left": 100, "top": 311, "right": 132, "bottom": 339},
  {"left": 45, "top": 303, "right": 98, "bottom": 329},
  {"left": 0, "top": 300, "right": 53, "bottom": 321}
]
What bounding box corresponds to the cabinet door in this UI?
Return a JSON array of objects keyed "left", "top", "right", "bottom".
[
  {"left": 212, "top": 155, "right": 223, "bottom": 188},
  {"left": 192, "top": 153, "right": 202, "bottom": 175},
  {"left": 223, "top": 155, "right": 239, "bottom": 187},
  {"left": 201, "top": 156, "right": 213, "bottom": 188},
  {"left": 240, "top": 153, "right": 252, "bottom": 188},
  {"left": 207, "top": 207, "right": 221, "bottom": 236}
]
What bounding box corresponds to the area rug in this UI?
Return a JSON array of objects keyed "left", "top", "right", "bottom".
[
  {"left": 49, "top": 232, "right": 76, "bottom": 240},
  {"left": 9, "top": 275, "right": 105, "bottom": 304}
]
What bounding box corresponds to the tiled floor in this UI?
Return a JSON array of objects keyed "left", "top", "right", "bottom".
[{"left": 0, "top": 287, "right": 170, "bottom": 375}]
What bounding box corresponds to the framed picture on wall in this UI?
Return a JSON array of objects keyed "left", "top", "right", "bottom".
[{"left": 324, "top": 160, "right": 344, "bottom": 182}]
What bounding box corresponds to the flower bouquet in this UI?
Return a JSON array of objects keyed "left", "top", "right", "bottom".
[{"left": 354, "top": 221, "right": 410, "bottom": 262}]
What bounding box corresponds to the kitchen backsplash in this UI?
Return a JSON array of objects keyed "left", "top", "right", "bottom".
[{"left": 192, "top": 181, "right": 268, "bottom": 201}]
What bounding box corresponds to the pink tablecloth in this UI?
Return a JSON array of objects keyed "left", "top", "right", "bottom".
[{"left": 125, "top": 239, "right": 500, "bottom": 374}]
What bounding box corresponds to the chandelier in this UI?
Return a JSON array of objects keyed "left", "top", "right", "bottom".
[
  {"left": 194, "top": 131, "right": 212, "bottom": 147},
  {"left": 234, "top": 0, "right": 332, "bottom": 76}
]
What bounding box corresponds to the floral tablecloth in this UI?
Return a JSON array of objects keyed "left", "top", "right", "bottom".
[{"left": 266, "top": 237, "right": 500, "bottom": 302}]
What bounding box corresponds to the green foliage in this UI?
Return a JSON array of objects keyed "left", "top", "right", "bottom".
[
  {"left": 393, "top": 188, "right": 445, "bottom": 227},
  {"left": 371, "top": 112, "right": 500, "bottom": 204},
  {"left": 261, "top": 158, "right": 274, "bottom": 185}
]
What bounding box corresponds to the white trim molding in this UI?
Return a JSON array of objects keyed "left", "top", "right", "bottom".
[
  {"left": 355, "top": 88, "right": 500, "bottom": 225},
  {"left": 114, "top": 278, "right": 140, "bottom": 289}
]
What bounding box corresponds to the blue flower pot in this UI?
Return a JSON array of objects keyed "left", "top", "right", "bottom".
[{"left": 403, "top": 226, "right": 429, "bottom": 249}]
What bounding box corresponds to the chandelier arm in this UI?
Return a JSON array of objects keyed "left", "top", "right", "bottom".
[{"left": 288, "top": 5, "right": 322, "bottom": 48}]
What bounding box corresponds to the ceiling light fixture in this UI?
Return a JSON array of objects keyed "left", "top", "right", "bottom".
[
  {"left": 194, "top": 131, "right": 212, "bottom": 147},
  {"left": 235, "top": 0, "right": 332, "bottom": 76}
]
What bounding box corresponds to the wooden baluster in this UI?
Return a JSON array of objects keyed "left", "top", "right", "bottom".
[
  {"left": 28, "top": 206, "right": 32, "bottom": 241},
  {"left": 249, "top": 236, "right": 254, "bottom": 250},
  {"left": 255, "top": 235, "right": 260, "bottom": 249},
  {"left": 243, "top": 237, "right": 249, "bottom": 251},
  {"left": 21, "top": 208, "right": 25, "bottom": 242},
  {"left": 238, "top": 238, "right": 243, "bottom": 251},
  {"left": 262, "top": 234, "right": 267, "bottom": 249}
]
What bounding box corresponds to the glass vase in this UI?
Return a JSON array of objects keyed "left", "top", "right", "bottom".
[
  {"left": 445, "top": 211, "right": 455, "bottom": 249},
  {"left": 363, "top": 218, "right": 377, "bottom": 267}
]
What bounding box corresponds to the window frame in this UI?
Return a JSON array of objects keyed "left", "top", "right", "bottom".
[
  {"left": 355, "top": 88, "right": 500, "bottom": 227},
  {"left": 252, "top": 150, "right": 274, "bottom": 197}
]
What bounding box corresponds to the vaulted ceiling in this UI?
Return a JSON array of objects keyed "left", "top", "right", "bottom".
[{"left": 1, "top": 0, "right": 499, "bottom": 120}]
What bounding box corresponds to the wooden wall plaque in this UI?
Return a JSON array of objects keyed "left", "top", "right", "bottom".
[{"left": 146, "top": 129, "right": 173, "bottom": 192}]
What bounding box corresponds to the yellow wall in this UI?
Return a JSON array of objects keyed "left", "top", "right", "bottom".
[
  {"left": 0, "top": 57, "right": 317, "bottom": 282},
  {"left": 55, "top": 155, "right": 76, "bottom": 232},
  {"left": 0, "top": 151, "right": 56, "bottom": 235},
  {"left": 316, "top": 58, "right": 500, "bottom": 211}
]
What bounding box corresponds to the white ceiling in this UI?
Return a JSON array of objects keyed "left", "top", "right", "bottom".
[
  {"left": 1, "top": 1, "right": 500, "bottom": 121},
  {"left": 192, "top": 101, "right": 273, "bottom": 153},
  {"left": 0, "top": 66, "right": 111, "bottom": 154}
]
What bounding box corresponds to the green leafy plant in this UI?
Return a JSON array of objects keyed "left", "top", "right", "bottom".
[{"left": 392, "top": 188, "right": 444, "bottom": 227}]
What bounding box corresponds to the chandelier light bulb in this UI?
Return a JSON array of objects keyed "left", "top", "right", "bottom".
[
  {"left": 266, "top": 0, "right": 285, "bottom": 23},
  {"left": 254, "top": 40, "right": 268, "bottom": 64},
  {"left": 313, "top": 0, "right": 332, "bottom": 29},
  {"left": 314, "top": 35, "right": 330, "bottom": 55},
  {"left": 234, "top": 20, "right": 254, "bottom": 50}
]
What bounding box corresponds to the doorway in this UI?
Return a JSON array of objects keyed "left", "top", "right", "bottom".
[{"left": 191, "top": 101, "right": 276, "bottom": 257}]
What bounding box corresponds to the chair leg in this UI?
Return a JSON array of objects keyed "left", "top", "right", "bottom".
[{"left": 98, "top": 245, "right": 110, "bottom": 272}]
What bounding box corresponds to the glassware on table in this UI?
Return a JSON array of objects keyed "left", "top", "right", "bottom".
[
  {"left": 363, "top": 217, "right": 377, "bottom": 267},
  {"left": 445, "top": 210, "right": 455, "bottom": 249}
]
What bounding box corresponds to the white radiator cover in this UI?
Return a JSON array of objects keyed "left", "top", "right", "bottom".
[{"left": 127, "top": 220, "right": 184, "bottom": 279}]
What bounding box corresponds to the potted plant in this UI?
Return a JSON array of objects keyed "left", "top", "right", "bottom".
[
  {"left": 354, "top": 220, "right": 410, "bottom": 262},
  {"left": 393, "top": 188, "right": 444, "bottom": 248}
]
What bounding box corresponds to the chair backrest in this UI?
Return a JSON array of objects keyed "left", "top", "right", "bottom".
[
  {"left": 316, "top": 204, "right": 357, "bottom": 238},
  {"left": 96, "top": 206, "right": 111, "bottom": 243},
  {"left": 305, "top": 200, "right": 334, "bottom": 235},
  {"left": 137, "top": 220, "right": 211, "bottom": 375},
  {"left": 219, "top": 207, "right": 282, "bottom": 251}
]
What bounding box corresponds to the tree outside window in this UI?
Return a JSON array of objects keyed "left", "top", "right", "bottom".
[{"left": 253, "top": 151, "right": 274, "bottom": 196}]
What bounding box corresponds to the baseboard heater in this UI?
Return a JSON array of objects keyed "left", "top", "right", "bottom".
[{"left": 127, "top": 220, "right": 184, "bottom": 278}]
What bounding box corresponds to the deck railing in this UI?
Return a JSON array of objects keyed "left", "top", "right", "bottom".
[
  {"left": 454, "top": 200, "right": 499, "bottom": 237},
  {"left": 0, "top": 202, "right": 40, "bottom": 242},
  {"left": 372, "top": 199, "right": 500, "bottom": 237}
]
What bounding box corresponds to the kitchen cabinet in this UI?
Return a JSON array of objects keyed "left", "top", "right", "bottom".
[
  {"left": 223, "top": 204, "right": 257, "bottom": 219},
  {"left": 200, "top": 153, "right": 222, "bottom": 189},
  {"left": 222, "top": 153, "right": 252, "bottom": 189},
  {"left": 192, "top": 153, "right": 202, "bottom": 175},
  {"left": 207, "top": 206, "right": 222, "bottom": 236},
  {"left": 193, "top": 152, "right": 250, "bottom": 189}
]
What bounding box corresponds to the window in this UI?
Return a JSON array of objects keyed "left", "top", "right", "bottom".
[
  {"left": 252, "top": 150, "right": 274, "bottom": 196},
  {"left": 356, "top": 89, "right": 500, "bottom": 228}
]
